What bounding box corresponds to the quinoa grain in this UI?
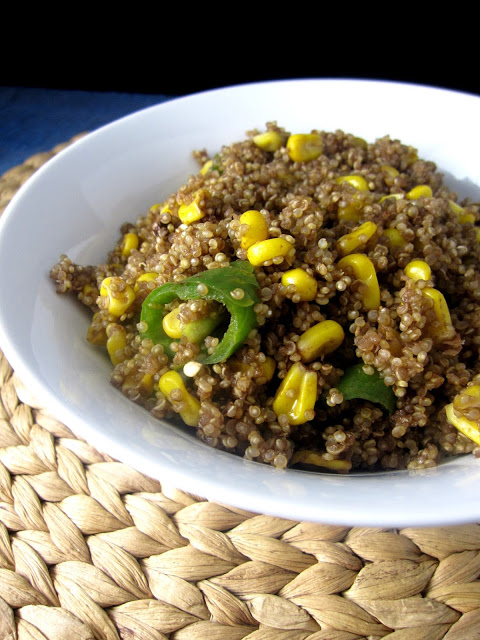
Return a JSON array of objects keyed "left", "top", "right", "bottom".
[{"left": 50, "top": 123, "right": 480, "bottom": 473}]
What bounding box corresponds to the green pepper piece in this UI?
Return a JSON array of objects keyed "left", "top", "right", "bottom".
[
  {"left": 140, "top": 261, "right": 260, "bottom": 364},
  {"left": 336, "top": 362, "right": 396, "bottom": 414}
]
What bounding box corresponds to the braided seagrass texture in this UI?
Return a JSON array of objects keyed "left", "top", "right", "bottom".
[{"left": 1, "top": 142, "right": 480, "bottom": 640}]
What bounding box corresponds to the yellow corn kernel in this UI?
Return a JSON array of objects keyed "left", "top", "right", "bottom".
[
  {"left": 404, "top": 261, "right": 452, "bottom": 339},
  {"left": 459, "top": 211, "right": 475, "bottom": 224},
  {"left": 100, "top": 277, "right": 135, "bottom": 317},
  {"left": 406, "top": 148, "right": 419, "bottom": 166},
  {"left": 335, "top": 175, "right": 370, "bottom": 191},
  {"left": 139, "top": 373, "right": 154, "bottom": 396},
  {"left": 286, "top": 133, "right": 323, "bottom": 163},
  {"left": 272, "top": 362, "right": 318, "bottom": 425},
  {"left": 423, "top": 287, "right": 452, "bottom": 336},
  {"left": 449, "top": 199, "right": 475, "bottom": 224},
  {"left": 406, "top": 185, "right": 432, "bottom": 200},
  {"left": 122, "top": 371, "right": 154, "bottom": 398},
  {"left": 134, "top": 271, "right": 158, "bottom": 292},
  {"left": 162, "top": 306, "right": 183, "bottom": 339},
  {"left": 337, "top": 198, "right": 364, "bottom": 223},
  {"left": 86, "top": 312, "right": 108, "bottom": 346},
  {"left": 262, "top": 356, "right": 277, "bottom": 382},
  {"left": 458, "top": 384, "right": 480, "bottom": 401},
  {"left": 297, "top": 320, "right": 345, "bottom": 362},
  {"left": 281, "top": 268, "right": 317, "bottom": 301},
  {"left": 384, "top": 228, "right": 406, "bottom": 248},
  {"left": 121, "top": 232, "right": 139, "bottom": 257},
  {"left": 404, "top": 259, "right": 432, "bottom": 282},
  {"left": 352, "top": 136, "right": 368, "bottom": 149},
  {"left": 247, "top": 237, "right": 294, "bottom": 266},
  {"left": 81, "top": 283, "right": 98, "bottom": 305},
  {"left": 445, "top": 387, "right": 480, "bottom": 446},
  {"left": 336, "top": 221, "right": 378, "bottom": 257},
  {"left": 387, "top": 328, "right": 404, "bottom": 357},
  {"left": 291, "top": 450, "right": 352, "bottom": 472},
  {"left": 200, "top": 159, "right": 213, "bottom": 175},
  {"left": 106, "top": 323, "right": 127, "bottom": 366},
  {"left": 379, "top": 193, "right": 405, "bottom": 204},
  {"left": 150, "top": 202, "right": 172, "bottom": 215},
  {"left": 253, "top": 131, "right": 284, "bottom": 152},
  {"left": 445, "top": 403, "right": 480, "bottom": 445},
  {"left": 381, "top": 164, "right": 399, "bottom": 184},
  {"left": 158, "top": 370, "right": 201, "bottom": 427},
  {"left": 336, "top": 176, "right": 370, "bottom": 222},
  {"left": 338, "top": 254, "right": 380, "bottom": 310},
  {"left": 161, "top": 203, "right": 172, "bottom": 214},
  {"left": 229, "top": 355, "right": 276, "bottom": 382},
  {"left": 239, "top": 209, "right": 269, "bottom": 250},
  {"left": 82, "top": 283, "right": 96, "bottom": 297},
  {"left": 178, "top": 189, "right": 210, "bottom": 225}
]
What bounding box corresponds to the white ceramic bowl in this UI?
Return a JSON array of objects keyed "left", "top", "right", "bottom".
[{"left": 2, "top": 78, "right": 480, "bottom": 528}]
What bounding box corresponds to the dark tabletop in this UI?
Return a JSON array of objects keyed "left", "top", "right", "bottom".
[{"left": 0, "top": 86, "right": 178, "bottom": 177}]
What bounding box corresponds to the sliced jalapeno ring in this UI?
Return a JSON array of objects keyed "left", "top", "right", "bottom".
[{"left": 140, "top": 261, "right": 260, "bottom": 364}]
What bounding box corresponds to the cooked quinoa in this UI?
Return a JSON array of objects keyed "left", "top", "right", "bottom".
[{"left": 50, "top": 122, "right": 480, "bottom": 473}]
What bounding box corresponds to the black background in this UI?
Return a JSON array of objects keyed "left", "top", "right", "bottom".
[{"left": 2, "top": 15, "right": 476, "bottom": 99}]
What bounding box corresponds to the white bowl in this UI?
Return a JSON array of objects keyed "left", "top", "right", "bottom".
[{"left": 2, "top": 78, "right": 480, "bottom": 528}]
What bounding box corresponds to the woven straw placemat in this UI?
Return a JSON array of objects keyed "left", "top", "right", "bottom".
[{"left": 1, "top": 139, "right": 480, "bottom": 640}]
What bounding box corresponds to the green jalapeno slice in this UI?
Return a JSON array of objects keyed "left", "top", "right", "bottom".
[
  {"left": 336, "top": 362, "right": 396, "bottom": 414},
  {"left": 140, "top": 261, "right": 260, "bottom": 364}
]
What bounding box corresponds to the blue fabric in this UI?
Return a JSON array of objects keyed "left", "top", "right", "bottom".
[{"left": 0, "top": 86, "right": 176, "bottom": 177}]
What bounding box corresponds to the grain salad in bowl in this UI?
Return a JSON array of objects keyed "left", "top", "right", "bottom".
[{"left": 49, "top": 122, "right": 480, "bottom": 474}]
